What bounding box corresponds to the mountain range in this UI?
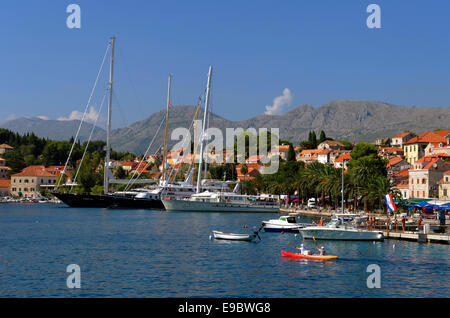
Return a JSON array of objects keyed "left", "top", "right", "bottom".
[{"left": 2, "top": 100, "right": 449, "bottom": 154}]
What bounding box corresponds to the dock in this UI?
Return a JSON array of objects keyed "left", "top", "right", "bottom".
[{"left": 383, "top": 231, "right": 450, "bottom": 244}]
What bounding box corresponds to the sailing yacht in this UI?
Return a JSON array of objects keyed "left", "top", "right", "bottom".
[
  {"left": 54, "top": 38, "right": 234, "bottom": 209},
  {"left": 161, "top": 66, "right": 280, "bottom": 213}
]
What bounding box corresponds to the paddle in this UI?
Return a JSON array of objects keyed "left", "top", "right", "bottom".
[
  {"left": 312, "top": 236, "right": 321, "bottom": 251},
  {"left": 287, "top": 240, "right": 299, "bottom": 250}
]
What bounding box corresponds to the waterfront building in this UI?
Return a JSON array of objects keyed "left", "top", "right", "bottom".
[
  {"left": 10, "top": 165, "right": 59, "bottom": 198},
  {"left": 408, "top": 155, "right": 450, "bottom": 199},
  {"left": 297, "top": 149, "right": 319, "bottom": 164},
  {"left": 438, "top": 170, "right": 450, "bottom": 200},
  {"left": 0, "top": 179, "right": 10, "bottom": 196}
]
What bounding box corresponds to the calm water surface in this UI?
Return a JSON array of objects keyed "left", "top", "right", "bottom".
[{"left": 0, "top": 204, "right": 449, "bottom": 297}]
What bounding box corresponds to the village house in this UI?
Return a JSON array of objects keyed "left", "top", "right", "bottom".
[
  {"left": 391, "top": 132, "right": 414, "bottom": 148},
  {"left": 236, "top": 163, "right": 263, "bottom": 181},
  {"left": 373, "top": 137, "right": 390, "bottom": 147},
  {"left": 403, "top": 130, "right": 450, "bottom": 164},
  {"left": 0, "top": 179, "right": 10, "bottom": 196},
  {"left": 378, "top": 147, "right": 404, "bottom": 160},
  {"left": 424, "top": 133, "right": 450, "bottom": 156},
  {"left": 329, "top": 149, "right": 352, "bottom": 165},
  {"left": 0, "top": 157, "right": 12, "bottom": 179},
  {"left": 245, "top": 155, "right": 267, "bottom": 165},
  {"left": 10, "top": 165, "right": 60, "bottom": 198},
  {"left": 438, "top": 170, "right": 450, "bottom": 200},
  {"left": 408, "top": 154, "right": 450, "bottom": 199},
  {"left": 297, "top": 149, "right": 319, "bottom": 164},
  {"left": 386, "top": 157, "right": 411, "bottom": 176},
  {"left": 0, "top": 143, "right": 13, "bottom": 155},
  {"left": 269, "top": 145, "right": 290, "bottom": 161},
  {"left": 317, "top": 140, "right": 346, "bottom": 151},
  {"left": 334, "top": 153, "right": 351, "bottom": 169}
]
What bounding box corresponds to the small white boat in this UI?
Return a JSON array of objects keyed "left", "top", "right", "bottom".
[
  {"left": 299, "top": 213, "right": 384, "bottom": 241},
  {"left": 212, "top": 230, "right": 258, "bottom": 241},
  {"left": 262, "top": 216, "right": 305, "bottom": 232}
]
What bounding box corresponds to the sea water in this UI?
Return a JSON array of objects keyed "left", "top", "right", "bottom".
[{"left": 0, "top": 204, "right": 448, "bottom": 297}]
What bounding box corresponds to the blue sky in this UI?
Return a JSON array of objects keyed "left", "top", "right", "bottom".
[{"left": 1, "top": 0, "right": 450, "bottom": 129}]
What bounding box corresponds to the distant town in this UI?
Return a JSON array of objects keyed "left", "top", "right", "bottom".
[{"left": 0, "top": 128, "right": 449, "bottom": 207}]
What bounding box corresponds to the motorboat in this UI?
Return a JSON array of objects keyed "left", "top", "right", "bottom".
[
  {"left": 299, "top": 213, "right": 384, "bottom": 241},
  {"left": 212, "top": 230, "right": 258, "bottom": 242},
  {"left": 262, "top": 216, "right": 306, "bottom": 232}
]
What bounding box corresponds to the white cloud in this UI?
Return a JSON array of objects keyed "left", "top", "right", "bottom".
[
  {"left": 58, "top": 106, "right": 103, "bottom": 124},
  {"left": 264, "top": 88, "right": 293, "bottom": 116},
  {"left": 37, "top": 115, "right": 50, "bottom": 120}
]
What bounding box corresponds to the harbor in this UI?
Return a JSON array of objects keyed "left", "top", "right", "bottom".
[{"left": 0, "top": 203, "right": 449, "bottom": 298}]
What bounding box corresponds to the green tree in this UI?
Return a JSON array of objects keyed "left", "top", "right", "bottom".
[{"left": 287, "top": 143, "right": 296, "bottom": 162}]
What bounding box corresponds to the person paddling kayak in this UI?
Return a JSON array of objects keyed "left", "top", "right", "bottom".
[{"left": 296, "top": 244, "right": 311, "bottom": 255}]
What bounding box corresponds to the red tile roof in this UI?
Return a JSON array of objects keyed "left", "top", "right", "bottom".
[
  {"left": 0, "top": 144, "right": 13, "bottom": 149},
  {"left": 12, "top": 166, "right": 56, "bottom": 177},
  {"left": 404, "top": 131, "right": 448, "bottom": 145},
  {"left": 335, "top": 153, "right": 351, "bottom": 162},
  {"left": 393, "top": 132, "right": 411, "bottom": 138},
  {"left": 0, "top": 179, "right": 11, "bottom": 188},
  {"left": 392, "top": 169, "right": 409, "bottom": 177},
  {"left": 386, "top": 157, "right": 404, "bottom": 167}
]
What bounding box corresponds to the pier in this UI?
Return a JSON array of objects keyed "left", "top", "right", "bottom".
[{"left": 383, "top": 231, "right": 450, "bottom": 244}]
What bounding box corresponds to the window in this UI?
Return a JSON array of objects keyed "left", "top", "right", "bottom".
[
  {"left": 422, "top": 179, "right": 426, "bottom": 184},
  {"left": 423, "top": 191, "right": 425, "bottom": 197},
  {"left": 417, "top": 191, "right": 420, "bottom": 198},
  {"left": 443, "top": 189, "right": 447, "bottom": 197}
]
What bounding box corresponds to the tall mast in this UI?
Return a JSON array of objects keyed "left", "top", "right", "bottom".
[
  {"left": 162, "top": 74, "right": 172, "bottom": 182},
  {"left": 104, "top": 36, "right": 115, "bottom": 194},
  {"left": 196, "top": 66, "right": 213, "bottom": 193},
  {"left": 192, "top": 104, "right": 200, "bottom": 185}
]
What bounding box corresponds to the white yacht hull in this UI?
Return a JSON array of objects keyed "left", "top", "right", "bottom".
[
  {"left": 300, "top": 226, "right": 384, "bottom": 241},
  {"left": 162, "top": 199, "right": 279, "bottom": 213},
  {"left": 262, "top": 221, "right": 303, "bottom": 232}
]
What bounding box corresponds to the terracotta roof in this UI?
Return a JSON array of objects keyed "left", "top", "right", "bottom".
[
  {"left": 387, "top": 157, "right": 404, "bottom": 167},
  {"left": 433, "top": 130, "right": 450, "bottom": 137},
  {"left": 394, "top": 184, "right": 409, "bottom": 188},
  {"left": 12, "top": 165, "right": 56, "bottom": 177},
  {"left": 318, "top": 140, "right": 344, "bottom": 147},
  {"left": 335, "top": 153, "right": 351, "bottom": 162},
  {"left": 393, "top": 132, "right": 411, "bottom": 138},
  {"left": 0, "top": 179, "right": 11, "bottom": 188},
  {"left": 392, "top": 169, "right": 409, "bottom": 177},
  {"left": 379, "top": 147, "right": 403, "bottom": 153},
  {"left": 404, "top": 131, "right": 448, "bottom": 145},
  {"left": 0, "top": 144, "right": 13, "bottom": 149}
]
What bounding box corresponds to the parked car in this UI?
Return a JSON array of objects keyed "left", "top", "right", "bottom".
[{"left": 307, "top": 198, "right": 316, "bottom": 208}]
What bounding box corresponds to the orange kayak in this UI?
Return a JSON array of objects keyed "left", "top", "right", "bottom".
[{"left": 281, "top": 250, "right": 338, "bottom": 260}]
